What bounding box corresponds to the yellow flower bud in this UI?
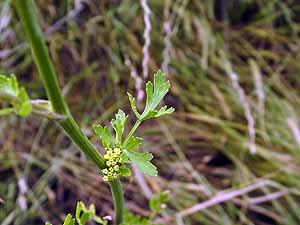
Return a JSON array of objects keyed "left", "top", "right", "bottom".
[
  {"left": 114, "top": 148, "right": 121, "bottom": 155},
  {"left": 114, "top": 165, "right": 119, "bottom": 171},
  {"left": 102, "top": 168, "right": 109, "bottom": 174}
]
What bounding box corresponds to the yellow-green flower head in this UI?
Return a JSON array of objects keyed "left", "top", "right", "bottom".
[{"left": 102, "top": 147, "right": 123, "bottom": 181}]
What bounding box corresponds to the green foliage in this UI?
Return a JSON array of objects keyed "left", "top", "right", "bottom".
[
  {"left": 127, "top": 92, "right": 140, "bottom": 118},
  {"left": 120, "top": 165, "right": 132, "bottom": 177},
  {"left": 0, "top": 74, "right": 32, "bottom": 116},
  {"left": 121, "top": 209, "right": 164, "bottom": 225},
  {"left": 93, "top": 124, "right": 114, "bottom": 149},
  {"left": 111, "top": 109, "right": 128, "bottom": 145},
  {"left": 63, "top": 214, "right": 74, "bottom": 225},
  {"left": 45, "top": 202, "right": 107, "bottom": 225},
  {"left": 149, "top": 191, "right": 170, "bottom": 214},
  {"left": 123, "top": 150, "right": 157, "bottom": 176},
  {"left": 123, "top": 136, "right": 142, "bottom": 151},
  {"left": 93, "top": 70, "right": 174, "bottom": 181},
  {"left": 128, "top": 70, "right": 174, "bottom": 121}
]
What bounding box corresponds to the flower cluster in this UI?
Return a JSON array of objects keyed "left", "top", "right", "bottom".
[{"left": 101, "top": 147, "right": 122, "bottom": 181}]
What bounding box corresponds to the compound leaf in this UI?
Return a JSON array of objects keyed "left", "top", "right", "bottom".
[
  {"left": 128, "top": 70, "right": 174, "bottom": 121},
  {"left": 141, "top": 70, "right": 172, "bottom": 120}
]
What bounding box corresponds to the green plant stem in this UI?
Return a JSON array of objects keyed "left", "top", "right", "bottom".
[
  {"left": 13, "top": 0, "right": 105, "bottom": 170},
  {"left": 123, "top": 120, "right": 142, "bottom": 145},
  {"left": 13, "top": 0, "right": 124, "bottom": 223},
  {"left": 109, "top": 179, "right": 124, "bottom": 225}
]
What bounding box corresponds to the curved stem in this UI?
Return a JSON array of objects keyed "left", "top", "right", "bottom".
[
  {"left": 13, "top": 0, "right": 105, "bottom": 170},
  {"left": 13, "top": 0, "right": 124, "bottom": 223}
]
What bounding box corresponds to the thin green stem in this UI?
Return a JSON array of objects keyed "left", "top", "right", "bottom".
[
  {"left": 13, "top": 0, "right": 105, "bottom": 170},
  {"left": 123, "top": 120, "right": 142, "bottom": 146},
  {"left": 109, "top": 179, "right": 124, "bottom": 225},
  {"left": 13, "top": 0, "right": 124, "bottom": 223}
]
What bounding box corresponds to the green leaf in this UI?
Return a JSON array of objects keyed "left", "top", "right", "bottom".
[
  {"left": 127, "top": 70, "right": 174, "bottom": 121},
  {"left": 149, "top": 191, "right": 170, "bottom": 214},
  {"left": 0, "top": 108, "right": 15, "bottom": 116},
  {"left": 76, "top": 201, "right": 91, "bottom": 225},
  {"left": 124, "top": 150, "right": 157, "bottom": 176},
  {"left": 80, "top": 212, "right": 91, "bottom": 225},
  {"left": 120, "top": 165, "right": 132, "bottom": 177},
  {"left": 18, "top": 100, "right": 32, "bottom": 116},
  {"left": 0, "top": 74, "right": 32, "bottom": 117},
  {"left": 142, "top": 106, "right": 175, "bottom": 120},
  {"left": 48, "top": 202, "right": 106, "bottom": 225},
  {"left": 89, "top": 204, "right": 96, "bottom": 214},
  {"left": 123, "top": 136, "right": 142, "bottom": 151},
  {"left": 45, "top": 223, "right": 52, "bottom": 225},
  {"left": 0, "top": 74, "right": 18, "bottom": 98},
  {"left": 127, "top": 92, "right": 140, "bottom": 118},
  {"left": 93, "top": 124, "right": 113, "bottom": 149},
  {"left": 76, "top": 201, "right": 83, "bottom": 223},
  {"left": 92, "top": 214, "right": 108, "bottom": 225},
  {"left": 126, "top": 70, "right": 173, "bottom": 121},
  {"left": 111, "top": 109, "right": 128, "bottom": 144},
  {"left": 63, "top": 214, "right": 75, "bottom": 225},
  {"left": 17, "top": 87, "right": 32, "bottom": 116},
  {"left": 121, "top": 153, "right": 131, "bottom": 163},
  {"left": 142, "top": 70, "right": 172, "bottom": 120},
  {"left": 121, "top": 209, "right": 163, "bottom": 225}
]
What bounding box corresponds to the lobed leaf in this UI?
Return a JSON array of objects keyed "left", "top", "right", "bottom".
[
  {"left": 111, "top": 109, "right": 128, "bottom": 144},
  {"left": 123, "top": 136, "right": 142, "bottom": 151},
  {"left": 127, "top": 70, "right": 174, "bottom": 121},
  {"left": 127, "top": 92, "right": 140, "bottom": 118},
  {"left": 123, "top": 150, "right": 157, "bottom": 176},
  {"left": 93, "top": 124, "right": 114, "bottom": 149},
  {"left": 142, "top": 70, "right": 172, "bottom": 119}
]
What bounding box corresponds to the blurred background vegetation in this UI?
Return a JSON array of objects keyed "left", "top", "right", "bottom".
[{"left": 1, "top": 0, "right": 300, "bottom": 224}]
